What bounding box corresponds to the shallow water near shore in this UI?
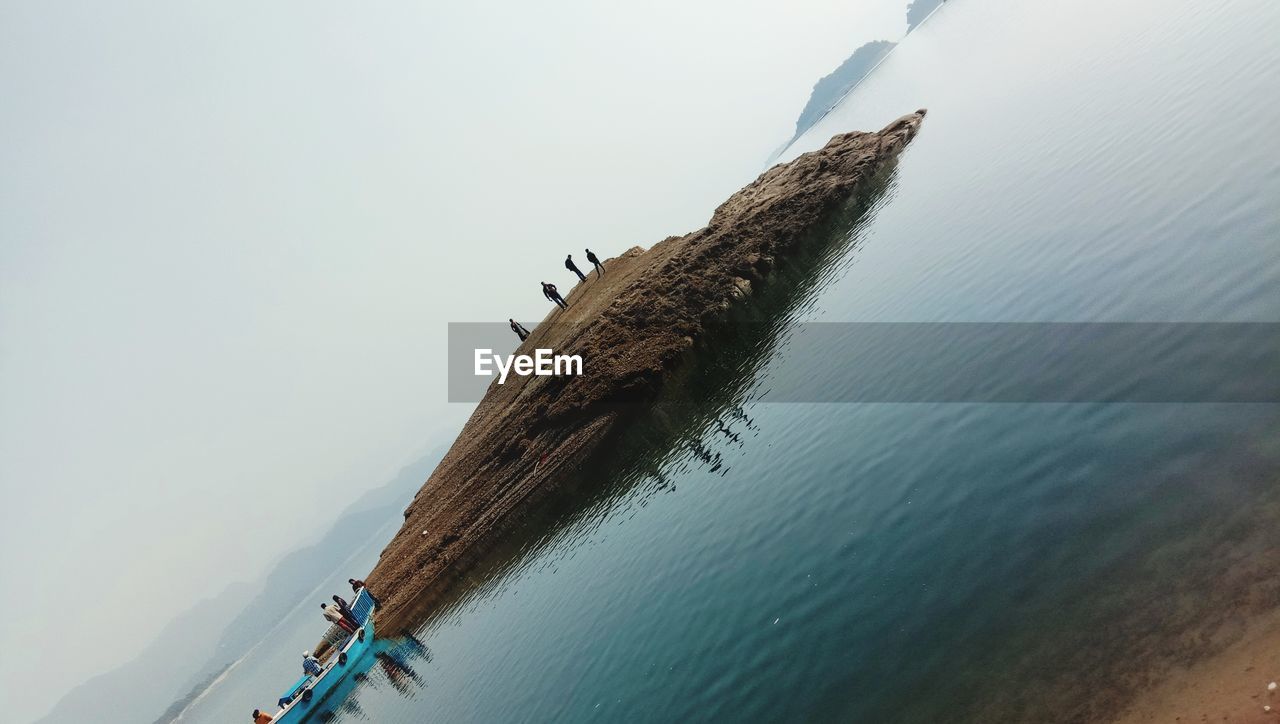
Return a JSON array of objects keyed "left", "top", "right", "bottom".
[{"left": 179, "top": 0, "right": 1280, "bottom": 721}]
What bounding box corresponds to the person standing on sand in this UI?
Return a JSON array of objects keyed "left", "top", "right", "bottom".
[
  {"left": 585, "top": 248, "right": 604, "bottom": 276},
  {"left": 322, "top": 602, "right": 356, "bottom": 633},
  {"left": 509, "top": 318, "right": 530, "bottom": 341},
  {"left": 542, "top": 281, "right": 568, "bottom": 309},
  {"left": 565, "top": 254, "right": 587, "bottom": 282},
  {"left": 252, "top": 708, "right": 275, "bottom": 723}
]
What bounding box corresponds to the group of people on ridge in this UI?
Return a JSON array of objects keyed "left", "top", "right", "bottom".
[
  {"left": 250, "top": 578, "right": 382, "bottom": 722},
  {"left": 565, "top": 249, "right": 605, "bottom": 282},
  {"left": 511, "top": 248, "right": 606, "bottom": 341}
]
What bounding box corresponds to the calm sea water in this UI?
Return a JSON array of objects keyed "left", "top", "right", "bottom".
[{"left": 181, "top": 0, "right": 1280, "bottom": 721}]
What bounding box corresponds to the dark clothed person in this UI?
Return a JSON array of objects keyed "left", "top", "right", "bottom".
[
  {"left": 585, "top": 249, "right": 604, "bottom": 276},
  {"left": 542, "top": 282, "right": 567, "bottom": 309},
  {"left": 565, "top": 255, "right": 587, "bottom": 282},
  {"left": 509, "top": 319, "right": 530, "bottom": 341},
  {"left": 332, "top": 595, "right": 361, "bottom": 629}
]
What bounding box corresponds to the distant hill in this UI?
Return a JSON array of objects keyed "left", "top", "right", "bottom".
[
  {"left": 36, "top": 446, "right": 446, "bottom": 724},
  {"left": 150, "top": 664, "right": 232, "bottom": 724},
  {"left": 787, "top": 40, "right": 897, "bottom": 148},
  {"left": 30, "top": 582, "right": 254, "bottom": 724},
  {"left": 776, "top": 0, "right": 952, "bottom": 160},
  {"left": 906, "top": 0, "right": 947, "bottom": 32}
]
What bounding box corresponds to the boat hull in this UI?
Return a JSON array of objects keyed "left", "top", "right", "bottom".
[{"left": 273, "top": 617, "right": 376, "bottom": 723}]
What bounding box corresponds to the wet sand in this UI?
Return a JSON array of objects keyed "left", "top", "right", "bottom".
[{"left": 1112, "top": 609, "right": 1280, "bottom": 724}]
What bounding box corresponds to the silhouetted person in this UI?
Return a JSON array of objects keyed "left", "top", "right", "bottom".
[
  {"left": 565, "top": 254, "right": 586, "bottom": 282},
  {"left": 585, "top": 248, "right": 604, "bottom": 276},
  {"left": 542, "top": 281, "right": 567, "bottom": 309},
  {"left": 509, "top": 318, "right": 530, "bottom": 341}
]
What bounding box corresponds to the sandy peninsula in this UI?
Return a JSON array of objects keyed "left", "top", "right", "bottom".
[{"left": 363, "top": 110, "right": 928, "bottom": 635}]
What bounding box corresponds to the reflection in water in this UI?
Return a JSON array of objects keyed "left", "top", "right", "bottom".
[
  {"left": 375, "top": 641, "right": 429, "bottom": 696},
  {"left": 599, "top": 166, "right": 903, "bottom": 502},
  {"left": 319, "top": 637, "right": 432, "bottom": 721}
]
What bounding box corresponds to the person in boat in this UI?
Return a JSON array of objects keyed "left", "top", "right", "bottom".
[
  {"left": 332, "top": 594, "right": 361, "bottom": 628},
  {"left": 302, "top": 650, "right": 323, "bottom": 676},
  {"left": 542, "top": 282, "right": 567, "bottom": 309},
  {"left": 322, "top": 602, "right": 356, "bottom": 633},
  {"left": 509, "top": 318, "right": 530, "bottom": 342},
  {"left": 585, "top": 248, "right": 604, "bottom": 276},
  {"left": 252, "top": 708, "right": 275, "bottom": 723},
  {"left": 349, "top": 578, "right": 383, "bottom": 610},
  {"left": 565, "top": 254, "right": 587, "bottom": 282}
]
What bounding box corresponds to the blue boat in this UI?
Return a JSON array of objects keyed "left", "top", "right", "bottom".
[{"left": 267, "top": 589, "right": 377, "bottom": 723}]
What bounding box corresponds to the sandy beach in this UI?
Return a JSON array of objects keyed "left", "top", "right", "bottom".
[{"left": 1113, "top": 608, "right": 1280, "bottom": 724}]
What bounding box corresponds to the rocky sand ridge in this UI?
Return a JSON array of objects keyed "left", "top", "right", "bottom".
[{"left": 365, "top": 110, "right": 928, "bottom": 636}]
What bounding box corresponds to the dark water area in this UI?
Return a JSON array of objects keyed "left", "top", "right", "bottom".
[{"left": 179, "top": 0, "right": 1280, "bottom": 721}]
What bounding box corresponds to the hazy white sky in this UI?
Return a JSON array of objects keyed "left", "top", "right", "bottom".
[{"left": 0, "top": 1, "right": 905, "bottom": 719}]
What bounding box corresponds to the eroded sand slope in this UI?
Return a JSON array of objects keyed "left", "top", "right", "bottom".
[{"left": 366, "top": 110, "right": 928, "bottom": 635}]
